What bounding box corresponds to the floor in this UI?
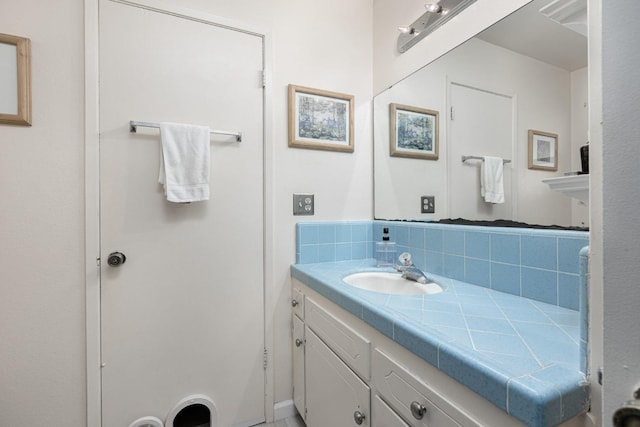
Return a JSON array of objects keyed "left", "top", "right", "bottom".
[{"left": 261, "top": 414, "right": 305, "bottom": 427}]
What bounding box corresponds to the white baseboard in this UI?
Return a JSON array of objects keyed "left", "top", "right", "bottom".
[{"left": 274, "top": 400, "right": 296, "bottom": 421}]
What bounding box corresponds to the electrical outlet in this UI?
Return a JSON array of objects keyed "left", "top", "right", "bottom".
[
  {"left": 421, "top": 196, "right": 435, "bottom": 214},
  {"left": 293, "top": 194, "right": 314, "bottom": 216}
]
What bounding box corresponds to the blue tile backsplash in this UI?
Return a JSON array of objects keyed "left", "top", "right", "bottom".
[{"left": 296, "top": 220, "right": 589, "bottom": 310}]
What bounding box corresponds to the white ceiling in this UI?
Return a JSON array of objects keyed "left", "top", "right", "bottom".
[{"left": 476, "top": 0, "right": 587, "bottom": 71}]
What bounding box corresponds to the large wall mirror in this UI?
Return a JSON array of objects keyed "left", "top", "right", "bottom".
[
  {"left": 0, "top": 33, "right": 31, "bottom": 126},
  {"left": 374, "top": 0, "right": 587, "bottom": 227}
]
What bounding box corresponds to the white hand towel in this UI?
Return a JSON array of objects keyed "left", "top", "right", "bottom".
[
  {"left": 480, "top": 156, "right": 504, "bottom": 204},
  {"left": 158, "top": 122, "right": 211, "bottom": 203}
]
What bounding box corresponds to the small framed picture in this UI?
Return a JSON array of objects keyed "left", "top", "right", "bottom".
[
  {"left": 0, "top": 33, "right": 31, "bottom": 126},
  {"left": 389, "top": 103, "right": 439, "bottom": 160},
  {"left": 528, "top": 130, "right": 558, "bottom": 171},
  {"left": 288, "top": 84, "right": 354, "bottom": 152}
]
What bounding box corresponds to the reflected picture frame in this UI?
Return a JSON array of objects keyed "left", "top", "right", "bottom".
[
  {"left": 390, "top": 103, "right": 439, "bottom": 160},
  {"left": 0, "top": 33, "right": 31, "bottom": 126},
  {"left": 288, "top": 84, "right": 354, "bottom": 152},
  {"left": 528, "top": 129, "right": 558, "bottom": 171}
]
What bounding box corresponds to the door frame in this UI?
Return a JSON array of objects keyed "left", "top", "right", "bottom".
[{"left": 84, "top": 1, "right": 274, "bottom": 425}]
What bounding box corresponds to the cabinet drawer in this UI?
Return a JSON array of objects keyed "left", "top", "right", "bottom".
[
  {"left": 373, "top": 394, "right": 410, "bottom": 427},
  {"left": 306, "top": 297, "right": 371, "bottom": 381},
  {"left": 373, "top": 349, "right": 478, "bottom": 427},
  {"left": 291, "top": 287, "right": 305, "bottom": 319}
]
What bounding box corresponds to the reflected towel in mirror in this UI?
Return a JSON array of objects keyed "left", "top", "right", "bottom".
[{"left": 480, "top": 156, "right": 504, "bottom": 204}]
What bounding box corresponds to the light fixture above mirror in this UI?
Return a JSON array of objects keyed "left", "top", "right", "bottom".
[{"left": 397, "top": 0, "right": 477, "bottom": 53}]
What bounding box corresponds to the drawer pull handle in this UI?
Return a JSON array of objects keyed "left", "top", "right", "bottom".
[
  {"left": 411, "top": 401, "right": 427, "bottom": 420},
  {"left": 295, "top": 338, "right": 304, "bottom": 347},
  {"left": 292, "top": 299, "right": 299, "bottom": 307},
  {"left": 353, "top": 410, "right": 366, "bottom": 425}
]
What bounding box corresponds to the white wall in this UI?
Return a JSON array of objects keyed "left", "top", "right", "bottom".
[
  {"left": 0, "top": 0, "right": 373, "bottom": 424},
  {"left": 374, "top": 37, "right": 575, "bottom": 226},
  {"left": 0, "top": 0, "right": 86, "bottom": 425}
]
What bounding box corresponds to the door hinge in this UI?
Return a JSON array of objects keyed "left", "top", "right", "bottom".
[
  {"left": 450, "top": 106, "right": 455, "bottom": 120},
  {"left": 96, "top": 257, "right": 101, "bottom": 267},
  {"left": 263, "top": 348, "right": 268, "bottom": 370},
  {"left": 261, "top": 70, "right": 266, "bottom": 88}
]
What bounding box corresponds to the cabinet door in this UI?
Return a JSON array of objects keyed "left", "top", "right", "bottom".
[
  {"left": 305, "top": 327, "right": 370, "bottom": 427},
  {"left": 293, "top": 315, "right": 305, "bottom": 419},
  {"left": 373, "top": 394, "right": 410, "bottom": 427}
]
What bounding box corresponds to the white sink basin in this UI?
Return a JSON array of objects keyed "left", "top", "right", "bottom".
[{"left": 343, "top": 272, "right": 442, "bottom": 295}]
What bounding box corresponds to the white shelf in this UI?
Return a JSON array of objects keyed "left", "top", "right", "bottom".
[{"left": 542, "top": 174, "right": 589, "bottom": 204}]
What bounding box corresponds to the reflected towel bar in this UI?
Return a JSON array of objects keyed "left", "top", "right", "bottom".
[
  {"left": 129, "top": 120, "right": 242, "bottom": 142},
  {"left": 461, "top": 155, "right": 511, "bottom": 164}
]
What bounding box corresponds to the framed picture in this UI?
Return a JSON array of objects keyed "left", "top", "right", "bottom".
[
  {"left": 528, "top": 130, "right": 558, "bottom": 171},
  {"left": 288, "top": 84, "right": 354, "bottom": 152},
  {"left": 389, "top": 103, "right": 439, "bottom": 160},
  {"left": 0, "top": 33, "right": 31, "bottom": 126}
]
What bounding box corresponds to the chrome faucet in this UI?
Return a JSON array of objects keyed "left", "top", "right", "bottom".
[{"left": 394, "top": 252, "right": 430, "bottom": 284}]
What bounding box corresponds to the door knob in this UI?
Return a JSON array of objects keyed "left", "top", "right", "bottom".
[
  {"left": 295, "top": 338, "right": 304, "bottom": 347},
  {"left": 107, "top": 251, "right": 127, "bottom": 267}
]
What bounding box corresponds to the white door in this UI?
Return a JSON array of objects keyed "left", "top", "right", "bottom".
[
  {"left": 448, "top": 82, "right": 514, "bottom": 220},
  {"left": 98, "top": 1, "right": 265, "bottom": 426}
]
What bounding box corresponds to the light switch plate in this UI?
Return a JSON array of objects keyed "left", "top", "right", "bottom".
[{"left": 293, "top": 194, "right": 314, "bottom": 215}]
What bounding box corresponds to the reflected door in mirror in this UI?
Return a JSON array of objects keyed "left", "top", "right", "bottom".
[{"left": 449, "top": 82, "right": 513, "bottom": 219}]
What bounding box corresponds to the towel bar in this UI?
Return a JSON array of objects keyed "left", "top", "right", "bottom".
[
  {"left": 461, "top": 155, "right": 511, "bottom": 164},
  {"left": 129, "top": 120, "right": 242, "bottom": 142}
]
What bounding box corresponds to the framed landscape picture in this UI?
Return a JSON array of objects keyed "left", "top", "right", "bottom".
[
  {"left": 528, "top": 129, "right": 558, "bottom": 171},
  {"left": 288, "top": 84, "right": 354, "bottom": 152},
  {"left": 390, "top": 103, "right": 439, "bottom": 160},
  {"left": 0, "top": 33, "right": 31, "bottom": 126}
]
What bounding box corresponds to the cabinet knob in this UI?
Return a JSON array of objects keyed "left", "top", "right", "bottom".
[
  {"left": 410, "top": 401, "right": 427, "bottom": 420},
  {"left": 291, "top": 299, "right": 299, "bottom": 307},
  {"left": 295, "top": 338, "right": 304, "bottom": 347},
  {"left": 353, "top": 410, "right": 366, "bottom": 425}
]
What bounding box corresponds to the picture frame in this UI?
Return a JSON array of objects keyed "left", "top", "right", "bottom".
[
  {"left": 288, "top": 84, "right": 354, "bottom": 152},
  {"left": 389, "top": 103, "right": 439, "bottom": 160},
  {"left": 0, "top": 33, "right": 31, "bottom": 126},
  {"left": 528, "top": 130, "right": 558, "bottom": 171}
]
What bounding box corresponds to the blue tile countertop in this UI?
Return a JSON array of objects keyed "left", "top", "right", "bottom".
[{"left": 291, "top": 259, "right": 590, "bottom": 427}]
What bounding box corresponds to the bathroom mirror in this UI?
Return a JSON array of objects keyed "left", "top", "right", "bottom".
[
  {"left": 0, "top": 33, "right": 31, "bottom": 126},
  {"left": 373, "top": 0, "right": 588, "bottom": 227}
]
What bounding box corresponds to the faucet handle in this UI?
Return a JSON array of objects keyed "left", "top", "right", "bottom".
[{"left": 399, "top": 252, "right": 413, "bottom": 266}]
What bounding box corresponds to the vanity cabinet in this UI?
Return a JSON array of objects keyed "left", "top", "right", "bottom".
[{"left": 292, "top": 281, "right": 481, "bottom": 427}]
